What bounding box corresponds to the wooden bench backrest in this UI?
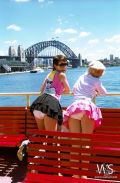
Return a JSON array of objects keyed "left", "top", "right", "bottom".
[
  {"left": 0, "top": 107, "right": 119, "bottom": 136},
  {"left": 95, "top": 108, "right": 120, "bottom": 134},
  {"left": 0, "top": 107, "right": 26, "bottom": 135},
  {"left": 26, "top": 108, "right": 38, "bottom": 136},
  {"left": 26, "top": 108, "right": 120, "bottom": 135},
  {"left": 27, "top": 130, "right": 120, "bottom": 182},
  {"left": 0, "top": 107, "right": 27, "bottom": 147}
]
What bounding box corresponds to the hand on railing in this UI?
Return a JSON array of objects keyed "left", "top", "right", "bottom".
[{"left": 62, "top": 91, "right": 73, "bottom": 95}]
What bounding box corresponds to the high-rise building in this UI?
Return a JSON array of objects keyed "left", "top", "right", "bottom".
[
  {"left": 8, "top": 46, "right": 16, "bottom": 57},
  {"left": 110, "top": 54, "right": 114, "bottom": 61},
  {"left": 17, "top": 45, "right": 25, "bottom": 62},
  {"left": 78, "top": 53, "right": 82, "bottom": 66}
]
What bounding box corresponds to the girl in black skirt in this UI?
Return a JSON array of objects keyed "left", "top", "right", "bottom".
[
  {"left": 30, "top": 55, "right": 70, "bottom": 131},
  {"left": 17, "top": 55, "right": 70, "bottom": 161}
]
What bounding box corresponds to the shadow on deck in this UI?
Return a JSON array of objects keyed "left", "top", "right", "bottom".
[{"left": 0, "top": 147, "right": 27, "bottom": 183}]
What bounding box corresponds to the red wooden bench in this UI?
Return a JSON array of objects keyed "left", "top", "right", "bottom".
[
  {"left": 25, "top": 107, "right": 120, "bottom": 154},
  {"left": 26, "top": 107, "right": 120, "bottom": 135},
  {"left": 0, "top": 107, "right": 27, "bottom": 147},
  {"left": 23, "top": 173, "right": 111, "bottom": 183},
  {"left": 26, "top": 107, "right": 38, "bottom": 135},
  {"left": 95, "top": 108, "right": 120, "bottom": 134},
  {"left": 23, "top": 129, "right": 120, "bottom": 183}
]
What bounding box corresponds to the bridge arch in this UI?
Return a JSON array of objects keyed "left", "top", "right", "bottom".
[
  {"left": 25, "top": 40, "right": 79, "bottom": 67},
  {"left": 25, "top": 40, "right": 77, "bottom": 58}
]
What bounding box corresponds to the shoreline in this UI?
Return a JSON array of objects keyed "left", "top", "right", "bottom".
[{"left": 0, "top": 70, "right": 30, "bottom": 76}]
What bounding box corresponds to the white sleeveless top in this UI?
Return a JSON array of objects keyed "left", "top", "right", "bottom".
[{"left": 73, "top": 73, "right": 107, "bottom": 101}]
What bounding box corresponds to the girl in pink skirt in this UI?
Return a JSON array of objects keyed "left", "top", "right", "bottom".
[
  {"left": 63, "top": 61, "right": 107, "bottom": 179},
  {"left": 63, "top": 60, "right": 107, "bottom": 134}
]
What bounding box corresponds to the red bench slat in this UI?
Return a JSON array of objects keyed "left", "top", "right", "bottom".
[
  {"left": 23, "top": 173, "right": 111, "bottom": 183},
  {"left": 23, "top": 130, "right": 120, "bottom": 182},
  {"left": 0, "top": 107, "right": 27, "bottom": 147},
  {"left": 0, "top": 134, "right": 26, "bottom": 147}
]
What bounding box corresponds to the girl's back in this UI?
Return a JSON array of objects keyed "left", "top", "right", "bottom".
[{"left": 73, "top": 73, "right": 107, "bottom": 101}]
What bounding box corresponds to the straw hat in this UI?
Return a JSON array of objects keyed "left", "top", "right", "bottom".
[{"left": 89, "top": 61, "right": 106, "bottom": 70}]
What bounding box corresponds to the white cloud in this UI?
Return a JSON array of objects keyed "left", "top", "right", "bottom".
[
  {"left": 64, "top": 28, "right": 77, "bottom": 34},
  {"left": 103, "top": 47, "right": 120, "bottom": 58},
  {"left": 54, "top": 28, "right": 62, "bottom": 34},
  {"left": 68, "top": 38, "right": 77, "bottom": 43},
  {"left": 4, "top": 40, "right": 18, "bottom": 45},
  {"left": 73, "top": 47, "right": 87, "bottom": 57},
  {"left": 7, "top": 24, "right": 21, "bottom": 31},
  {"left": 14, "top": 0, "right": 30, "bottom": 2},
  {"left": 79, "top": 31, "right": 91, "bottom": 37},
  {"left": 77, "top": 47, "right": 119, "bottom": 61},
  {"left": 88, "top": 39, "right": 99, "bottom": 45},
  {"left": 0, "top": 50, "right": 6, "bottom": 56},
  {"left": 104, "top": 34, "right": 120, "bottom": 43},
  {"left": 54, "top": 28, "right": 77, "bottom": 34}
]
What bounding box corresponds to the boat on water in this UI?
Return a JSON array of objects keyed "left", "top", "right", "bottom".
[{"left": 30, "top": 67, "right": 44, "bottom": 73}]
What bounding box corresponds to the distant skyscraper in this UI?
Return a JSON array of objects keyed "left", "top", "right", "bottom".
[
  {"left": 78, "top": 53, "right": 82, "bottom": 66},
  {"left": 17, "top": 45, "right": 25, "bottom": 62},
  {"left": 8, "top": 46, "right": 16, "bottom": 57},
  {"left": 110, "top": 54, "right": 114, "bottom": 61}
]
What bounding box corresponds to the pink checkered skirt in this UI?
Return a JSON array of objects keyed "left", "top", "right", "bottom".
[{"left": 63, "top": 99, "right": 102, "bottom": 130}]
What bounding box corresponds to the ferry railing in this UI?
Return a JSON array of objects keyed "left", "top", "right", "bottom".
[{"left": 0, "top": 92, "right": 120, "bottom": 108}]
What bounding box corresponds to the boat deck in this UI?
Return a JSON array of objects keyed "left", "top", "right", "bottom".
[
  {"left": 0, "top": 92, "right": 120, "bottom": 182},
  {"left": 0, "top": 147, "right": 27, "bottom": 183}
]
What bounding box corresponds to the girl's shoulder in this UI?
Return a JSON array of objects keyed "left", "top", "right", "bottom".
[
  {"left": 57, "top": 72, "right": 67, "bottom": 82},
  {"left": 58, "top": 72, "right": 66, "bottom": 78},
  {"left": 59, "top": 72, "right": 66, "bottom": 76}
]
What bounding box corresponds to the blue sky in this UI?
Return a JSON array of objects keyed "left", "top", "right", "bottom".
[{"left": 0, "top": 0, "right": 120, "bottom": 60}]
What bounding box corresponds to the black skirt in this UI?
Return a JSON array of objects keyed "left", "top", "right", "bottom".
[{"left": 30, "top": 93, "right": 63, "bottom": 125}]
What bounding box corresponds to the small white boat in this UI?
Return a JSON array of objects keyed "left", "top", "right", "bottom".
[{"left": 30, "top": 67, "right": 44, "bottom": 73}]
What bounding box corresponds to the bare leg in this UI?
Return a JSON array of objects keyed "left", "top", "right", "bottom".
[
  {"left": 68, "top": 118, "right": 81, "bottom": 178},
  {"left": 81, "top": 113, "right": 95, "bottom": 134},
  {"left": 69, "top": 117, "right": 81, "bottom": 133},
  {"left": 44, "top": 115, "right": 57, "bottom": 131},
  {"left": 34, "top": 117, "right": 45, "bottom": 130},
  {"left": 33, "top": 110, "right": 45, "bottom": 130},
  {"left": 81, "top": 113, "right": 96, "bottom": 178}
]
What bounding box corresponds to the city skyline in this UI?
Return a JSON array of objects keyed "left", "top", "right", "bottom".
[{"left": 0, "top": 0, "right": 120, "bottom": 61}]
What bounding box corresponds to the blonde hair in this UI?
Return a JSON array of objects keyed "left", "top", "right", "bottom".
[{"left": 88, "top": 61, "right": 106, "bottom": 78}]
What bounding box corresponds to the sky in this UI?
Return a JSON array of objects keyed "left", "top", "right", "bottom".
[{"left": 0, "top": 0, "right": 120, "bottom": 61}]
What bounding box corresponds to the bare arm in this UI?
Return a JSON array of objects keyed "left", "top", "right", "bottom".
[
  {"left": 59, "top": 73, "right": 71, "bottom": 93},
  {"left": 96, "top": 80, "right": 107, "bottom": 95}
]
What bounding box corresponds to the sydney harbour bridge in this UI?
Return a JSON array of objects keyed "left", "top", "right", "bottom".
[
  {"left": 25, "top": 40, "right": 81, "bottom": 68},
  {"left": 0, "top": 40, "right": 82, "bottom": 72}
]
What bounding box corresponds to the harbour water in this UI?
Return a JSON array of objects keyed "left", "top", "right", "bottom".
[{"left": 0, "top": 66, "right": 120, "bottom": 108}]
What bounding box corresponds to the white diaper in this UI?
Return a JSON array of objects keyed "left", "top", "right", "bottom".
[
  {"left": 71, "top": 111, "right": 85, "bottom": 120},
  {"left": 33, "top": 110, "right": 45, "bottom": 119}
]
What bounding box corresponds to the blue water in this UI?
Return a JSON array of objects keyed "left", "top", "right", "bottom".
[{"left": 0, "top": 67, "right": 120, "bottom": 108}]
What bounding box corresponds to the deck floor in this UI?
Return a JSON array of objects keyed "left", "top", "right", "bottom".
[{"left": 0, "top": 147, "right": 27, "bottom": 183}]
